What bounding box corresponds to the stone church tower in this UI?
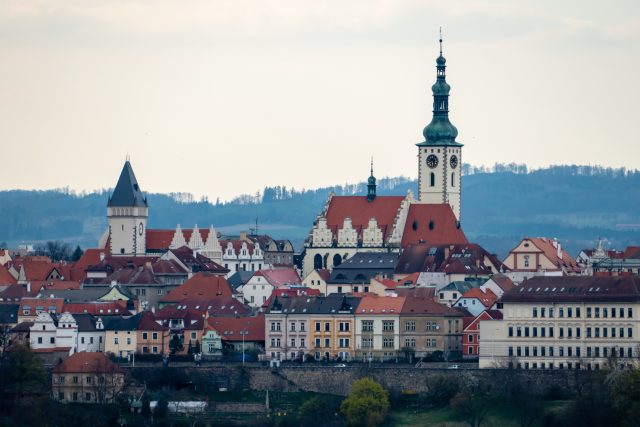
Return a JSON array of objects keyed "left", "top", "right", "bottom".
[
  {"left": 417, "top": 35, "right": 463, "bottom": 220},
  {"left": 107, "top": 161, "right": 148, "bottom": 256}
]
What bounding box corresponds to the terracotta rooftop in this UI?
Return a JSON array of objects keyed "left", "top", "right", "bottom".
[
  {"left": 400, "top": 204, "right": 468, "bottom": 248},
  {"left": 52, "top": 351, "right": 124, "bottom": 374},
  {"left": 161, "top": 273, "right": 233, "bottom": 302},
  {"left": 0, "top": 264, "right": 17, "bottom": 285},
  {"left": 207, "top": 315, "right": 265, "bottom": 342},
  {"left": 253, "top": 268, "right": 302, "bottom": 288},
  {"left": 356, "top": 295, "right": 406, "bottom": 315},
  {"left": 324, "top": 195, "right": 405, "bottom": 241},
  {"left": 459, "top": 288, "right": 498, "bottom": 308}
]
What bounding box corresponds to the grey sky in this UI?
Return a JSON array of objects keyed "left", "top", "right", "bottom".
[{"left": 1, "top": 0, "right": 638, "bottom": 201}]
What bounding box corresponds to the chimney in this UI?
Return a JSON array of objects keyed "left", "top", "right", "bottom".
[
  {"left": 110, "top": 280, "right": 117, "bottom": 288},
  {"left": 99, "top": 252, "right": 105, "bottom": 262},
  {"left": 557, "top": 242, "right": 562, "bottom": 259},
  {"left": 240, "top": 231, "right": 247, "bottom": 241}
]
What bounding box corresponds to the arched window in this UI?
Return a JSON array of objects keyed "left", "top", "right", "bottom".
[
  {"left": 333, "top": 254, "right": 342, "bottom": 268},
  {"left": 313, "top": 254, "right": 322, "bottom": 270},
  {"left": 451, "top": 172, "right": 455, "bottom": 187},
  {"left": 430, "top": 173, "right": 435, "bottom": 187}
]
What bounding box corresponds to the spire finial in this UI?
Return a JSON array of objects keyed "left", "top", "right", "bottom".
[
  {"left": 126, "top": 153, "right": 130, "bottom": 162},
  {"left": 370, "top": 156, "right": 374, "bottom": 176},
  {"left": 439, "top": 27, "right": 443, "bottom": 56}
]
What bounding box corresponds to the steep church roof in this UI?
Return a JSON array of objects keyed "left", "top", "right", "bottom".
[{"left": 108, "top": 161, "right": 148, "bottom": 207}]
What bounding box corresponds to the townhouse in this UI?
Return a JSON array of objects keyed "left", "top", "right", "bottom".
[
  {"left": 462, "top": 309, "right": 502, "bottom": 359},
  {"left": 103, "top": 314, "right": 142, "bottom": 359},
  {"left": 241, "top": 268, "right": 302, "bottom": 308},
  {"left": 354, "top": 295, "right": 405, "bottom": 361},
  {"left": 399, "top": 293, "right": 466, "bottom": 361},
  {"left": 265, "top": 294, "right": 360, "bottom": 361},
  {"left": 52, "top": 352, "right": 125, "bottom": 404},
  {"left": 136, "top": 313, "right": 169, "bottom": 356},
  {"left": 479, "top": 276, "right": 640, "bottom": 370},
  {"left": 264, "top": 296, "right": 315, "bottom": 361},
  {"left": 308, "top": 295, "right": 360, "bottom": 361}
]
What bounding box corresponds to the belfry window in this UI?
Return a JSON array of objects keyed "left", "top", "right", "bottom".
[{"left": 430, "top": 173, "right": 435, "bottom": 187}]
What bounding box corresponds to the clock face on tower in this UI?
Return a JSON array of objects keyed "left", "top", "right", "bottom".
[
  {"left": 139, "top": 223, "right": 144, "bottom": 236},
  {"left": 450, "top": 155, "right": 458, "bottom": 169},
  {"left": 426, "top": 154, "right": 439, "bottom": 168}
]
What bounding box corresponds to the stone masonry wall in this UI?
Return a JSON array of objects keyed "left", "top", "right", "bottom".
[{"left": 146, "top": 366, "right": 596, "bottom": 397}]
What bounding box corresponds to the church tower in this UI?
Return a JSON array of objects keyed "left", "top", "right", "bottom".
[
  {"left": 417, "top": 33, "right": 463, "bottom": 220},
  {"left": 107, "top": 161, "right": 148, "bottom": 256}
]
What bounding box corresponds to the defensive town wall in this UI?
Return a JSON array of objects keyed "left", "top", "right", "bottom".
[{"left": 131, "top": 365, "right": 596, "bottom": 397}]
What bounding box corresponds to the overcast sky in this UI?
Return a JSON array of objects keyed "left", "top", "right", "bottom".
[{"left": 1, "top": 0, "right": 639, "bottom": 201}]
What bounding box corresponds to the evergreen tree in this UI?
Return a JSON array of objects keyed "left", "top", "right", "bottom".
[{"left": 71, "top": 245, "right": 84, "bottom": 261}]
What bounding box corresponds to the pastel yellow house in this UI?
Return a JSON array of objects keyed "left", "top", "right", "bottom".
[
  {"left": 103, "top": 314, "right": 141, "bottom": 359},
  {"left": 308, "top": 295, "right": 358, "bottom": 361},
  {"left": 302, "top": 269, "right": 330, "bottom": 295}
]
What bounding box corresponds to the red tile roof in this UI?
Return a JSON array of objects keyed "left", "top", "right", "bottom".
[
  {"left": 0, "top": 264, "right": 17, "bottom": 285},
  {"left": 52, "top": 351, "right": 123, "bottom": 374},
  {"left": 400, "top": 204, "right": 468, "bottom": 248},
  {"left": 207, "top": 315, "right": 265, "bottom": 342},
  {"left": 21, "top": 260, "right": 56, "bottom": 281},
  {"left": 36, "top": 280, "right": 81, "bottom": 292},
  {"left": 315, "top": 269, "right": 331, "bottom": 281},
  {"left": 400, "top": 294, "right": 465, "bottom": 316},
  {"left": 161, "top": 273, "right": 233, "bottom": 303},
  {"left": 459, "top": 288, "right": 498, "bottom": 308},
  {"left": 137, "top": 312, "right": 168, "bottom": 331},
  {"left": 519, "top": 238, "right": 581, "bottom": 272},
  {"left": 18, "top": 297, "right": 64, "bottom": 316},
  {"left": 396, "top": 243, "right": 503, "bottom": 275},
  {"left": 325, "top": 196, "right": 405, "bottom": 241},
  {"left": 356, "top": 295, "right": 406, "bottom": 315},
  {"left": 183, "top": 297, "right": 249, "bottom": 317},
  {"left": 146, "top": 228, "right": 215, "bottom": 251},
  {"left": 63, "top": 301, "right": 129, "bottom": 316},
  {"left": 489, "top": 274, "right": 516, "bottom": 292},
  {"left": 220, "top": 239, "right": 256, "bottom": 254},
  {"left": 253, "top": 268, "right": 301, "bottom": 288},
  {"left": 623, "top": 246, "right": 640, "bottom": 259}
]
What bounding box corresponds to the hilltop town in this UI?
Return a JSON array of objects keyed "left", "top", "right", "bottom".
[{"left": 1, "top": 42, "right": 639, "bottom": 427}]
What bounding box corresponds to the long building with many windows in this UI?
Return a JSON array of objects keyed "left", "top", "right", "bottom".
[{"left": 479, "top": 276, "right": 640, "bottom": 370}]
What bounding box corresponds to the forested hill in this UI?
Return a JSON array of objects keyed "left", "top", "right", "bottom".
[{"left": 1, "top": 165, "right": 639, "bottom": 259}]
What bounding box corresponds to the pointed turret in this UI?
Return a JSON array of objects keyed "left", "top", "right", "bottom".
[
  {"left": 108, "top": 161, "right": 148, "bottom": 207},
  {"left": 107, "top": 160, "right": 149, "bottom": 256}
]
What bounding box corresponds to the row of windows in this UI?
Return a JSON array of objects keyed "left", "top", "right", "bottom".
[
  {"left": 57, "top": 375, "right": 105, "bottom": 385},
  {"left": 531, "top": 306, "right": 633, "bottom": 319},
  {"left": 141, "top": 332, "right": 160, "bottom": 340},
  {"left": 510, "top": 361, "right": 619, "bottom": 370},
  {"left": 58, "top": 391, "right": 93, "bottom": 402},
  {"left": 509, "top": 325, "right": 634, "bottom": 339},
  {"left": 508, "top": 345, "right": 635, "bottom": 358}
]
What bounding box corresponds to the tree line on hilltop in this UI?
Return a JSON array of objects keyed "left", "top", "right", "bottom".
[{"left": 0, "top": 164, "right": 639, "bottom": 258}]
